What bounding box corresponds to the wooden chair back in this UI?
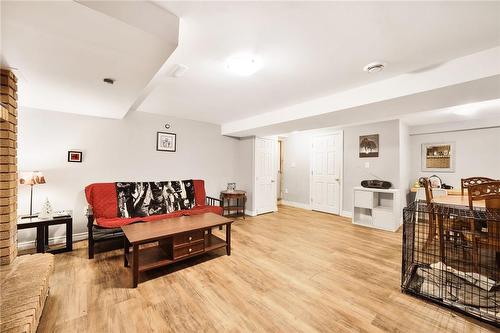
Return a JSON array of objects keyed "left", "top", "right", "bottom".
[
  {"left": 421, "top": 178, "right": 433, "bottom": 204},
  {"left": 468, "top": 181, "right": 500, "bottom": 210},
  {"left": 461, "top": 177, "right": 495, "bottom": 195},
  {"left": 468, "top": 182, "right": 500, "bottom": 254}
]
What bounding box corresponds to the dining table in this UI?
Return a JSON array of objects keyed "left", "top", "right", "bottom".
[{"left": 432, "top": 194, "right": 485, "bottom": 208}]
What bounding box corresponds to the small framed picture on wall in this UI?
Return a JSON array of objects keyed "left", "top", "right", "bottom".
[
  {"left": 156, "top": 132, "right": 176, "bottom": 152},
  {"left": 359, "top": 134, "right": 379, "bottom": 158},
  {"left": 68, "top": 150, "right": 83, "bottom": 163}
]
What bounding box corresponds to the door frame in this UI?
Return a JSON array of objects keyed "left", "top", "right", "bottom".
[
  {"left": 309, "top": 130, "right": 344, "bottom": 215},
  {"left": 254, "top": 136, "right": 279, "bottom": 215}
]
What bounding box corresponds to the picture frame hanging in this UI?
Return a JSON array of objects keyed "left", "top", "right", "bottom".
[
  {"left": 67, "top": 150, "right": 83, "bottom": 163},
  {"left": 421, "top": 142, "right": 455, "bottom": 172},
  {"left": 156, "top": 132, "right": 176, "bottom": 152},
  {"left": 359, "top": 134, "right": 379, "bottom": 158}
]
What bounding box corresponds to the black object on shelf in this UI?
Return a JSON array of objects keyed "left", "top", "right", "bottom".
[{"left": 361, "top": 179, "right": 392, "bottom": 189}]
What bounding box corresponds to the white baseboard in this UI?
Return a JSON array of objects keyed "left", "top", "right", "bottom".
[
  {"left": 17, "top": 232, "right": 88, "bottom": 251},
  {"left": 280, "top": 200, "right": 312, "bottom": 210},
  {"left": 341, "top": 210, "right": 353, "bottom": 218},
  {"left": 245, "top": 209, "right": 257, "bottom": 217}
]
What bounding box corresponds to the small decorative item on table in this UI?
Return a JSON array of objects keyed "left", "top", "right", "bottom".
[
  {"left": 227, "top": 182, "right": 236, "bottom": 192},
  {"left": 38, "top": 198, "right": 54, "bottom": 219},
  {"left": 220, "top": 190, "right": 246, "bottom": 219}
]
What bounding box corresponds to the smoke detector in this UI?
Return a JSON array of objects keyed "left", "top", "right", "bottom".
[
  {"left": 363, "top": 62, "right": 386, "bottom": 73},
  {"left": 171, "top": 64, "right": 189, "bottom": 78}
]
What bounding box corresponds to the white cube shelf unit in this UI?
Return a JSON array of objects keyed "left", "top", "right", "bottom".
[{"left": 352, "top": 187, "right": 401, "bottom": 232}]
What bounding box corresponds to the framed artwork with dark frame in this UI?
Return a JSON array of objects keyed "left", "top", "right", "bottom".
[
  {"left": 156, "top": 132, "right": 176, "bottom": 152},
  {"left": 359, "top": 134, "right": 379, "bottom": 158},
  {"left": 68, "top": 151, "right": 83, "bottom": 163}
]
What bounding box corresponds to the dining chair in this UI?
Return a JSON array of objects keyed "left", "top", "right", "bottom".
[
  {"left": 422, "top": 178, "right": 467, "bottom": 262},
  {"left": 415, "top": 188, "right": 447, "bottom": 201},
  {"left": 421, "top": 178, "right": 438, "bottom": 250},
  {"left": 461, "top": 177, "right": 495, "bottom": 195},
  {"left": 467, "top": 181, "right": 500, "bottom": 273}
]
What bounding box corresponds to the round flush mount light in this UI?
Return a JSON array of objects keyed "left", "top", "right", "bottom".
[
  {"left": 226, "top": 54, "right": 262, "bottom": 76},
  {"left": 363, "top": 62, "right": 386, "bottom": 73},
  {"left": 453, "top": 108, "right": 477, "bottom": 116}
]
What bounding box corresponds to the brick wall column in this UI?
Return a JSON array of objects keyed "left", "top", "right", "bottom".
[{"left": 0, "top": 69, "right": 18, "bottom": 265}]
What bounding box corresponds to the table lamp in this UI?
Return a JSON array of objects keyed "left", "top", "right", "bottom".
[{"left": 19, "top": 171, "right": 46, "bottom": 217}]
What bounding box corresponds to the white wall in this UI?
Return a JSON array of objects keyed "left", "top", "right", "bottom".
[
  {"left": 282, "top": 119, "right": 402, "bottom": 214},
  {"left": 235, "top": 137, "right": 255, "bottom": 215},
  {"left": 409, "top": 126, "right": 500, "bottom": 188},
  {"left": 17, "top": 108, "right": 240, "bottom": 246}
]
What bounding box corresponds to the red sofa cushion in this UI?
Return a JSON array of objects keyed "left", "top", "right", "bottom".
[
  {"left": 86, "top": 179, "right": 216, "bottom": 228},
  {"left": 193, "top": 179, "right": 206, "bottom": 206},
  {"left": 85, "top": 183, "right": 118, "bottom": 219},
  {"left": 95, "top": 205, "right": 223, "bottom": 228}
]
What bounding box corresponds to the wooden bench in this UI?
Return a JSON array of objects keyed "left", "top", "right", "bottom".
[{"left": 0, "top": 253, "right": 54, "bottom": 333}]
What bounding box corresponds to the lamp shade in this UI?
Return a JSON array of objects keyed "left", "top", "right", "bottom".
[{"left": 19, "top": 171, "right": 46, "bottom": 185}]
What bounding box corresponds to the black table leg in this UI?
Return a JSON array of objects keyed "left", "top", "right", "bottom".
[
  {"left": 36, "top": 226, "right": 45, "bottom": 253},
  {"left": 124, "top": 237, "right": 129, "bottom": 267},
  {"left": 66, "top": 218, "right": 73, "bottom": 251},
  {"left": 226, "top": 223, "right": 231, "bottom": 256},
  {"left": 44, "top": 225, "right": 49, "bottom": 248}
]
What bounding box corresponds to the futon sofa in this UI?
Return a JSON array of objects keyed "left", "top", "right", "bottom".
[{"left": 85, "top": 179, "right": 222, "bottom": 259}]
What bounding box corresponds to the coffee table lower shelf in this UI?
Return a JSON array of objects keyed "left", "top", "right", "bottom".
[{"left": 124, "top": 234, "right": 229, "bottom": 287}]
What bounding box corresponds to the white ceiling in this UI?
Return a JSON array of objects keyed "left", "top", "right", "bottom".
[
  {"left": 401, "top": 99, "right": 500, "bottom": 127},
  {"left": 138, "top": 1, "right": 500, "bottom": 125},
  {"left": 1, "top": 1, "right": 178, "bottom": 118}
]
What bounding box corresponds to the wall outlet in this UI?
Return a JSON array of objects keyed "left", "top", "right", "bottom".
[{"left": 364, "top": 162, "right": 370, "bottom": 169}]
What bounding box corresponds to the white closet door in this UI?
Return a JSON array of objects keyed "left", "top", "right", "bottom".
[
  {"left": 255, "top": 137, "right": 277, "bottom": 215},
  {"left": 311, "top": 132, "right": 342, "bottom": 215}
]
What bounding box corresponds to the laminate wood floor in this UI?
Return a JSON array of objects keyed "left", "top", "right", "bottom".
[{"left": 37, "top": 206, "right": 497, "bottom": 332}]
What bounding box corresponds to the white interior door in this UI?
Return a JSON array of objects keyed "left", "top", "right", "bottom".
[
  {"left": 311, "top": 132, "right": 343, "bottom": 215},
  {"left": 255, "top": 137, "right": 277, "bottom": 215}
]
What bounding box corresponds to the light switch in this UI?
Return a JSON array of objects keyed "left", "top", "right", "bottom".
[{"left": 364, "top": 162, "right": 370, "bottom": 169}]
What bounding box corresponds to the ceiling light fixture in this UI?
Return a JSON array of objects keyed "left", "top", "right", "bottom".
[
  {"left": 363, "top": 62, "right": 385, "bottom": 73},
  {"left": 226, "top": 54, "right": 261, "bottom": 76},
  {"left": 452, "top": 108, "right": 477, "bottom": 116}
]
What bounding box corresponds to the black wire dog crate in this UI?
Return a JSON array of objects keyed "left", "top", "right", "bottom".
[{"left": 402, "top": 201, "right": 500, "bottom": 327}]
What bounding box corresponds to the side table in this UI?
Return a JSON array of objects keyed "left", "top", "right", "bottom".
[
  {"left": 17, "top": 213, "right": 73, "bottom": 253},
  {"left": 220, "top": 190, "right": 246, "bottom": 219}
]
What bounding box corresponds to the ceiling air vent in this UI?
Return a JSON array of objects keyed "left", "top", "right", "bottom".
[{"left": 363, "top": 62, "right": 385, "bottom": 73}]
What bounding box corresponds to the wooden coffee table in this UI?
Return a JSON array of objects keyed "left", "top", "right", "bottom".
[{"left": 121, "top": 213, "right": 233, "bottom": 288}]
